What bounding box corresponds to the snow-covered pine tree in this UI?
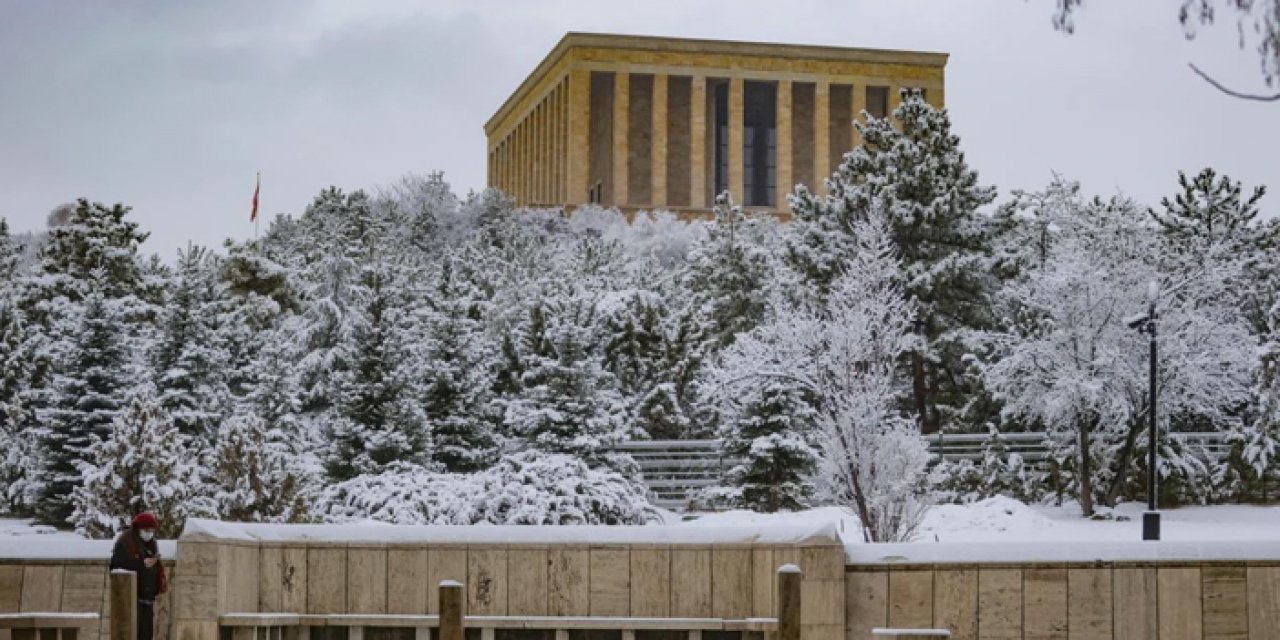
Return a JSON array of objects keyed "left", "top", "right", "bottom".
[
  {"left": 602, "top": 291, "right": 706, "bottom": 440},
  {"left": 1150, "top": 168, "right": 1267, "bottom": 251},
  {"left": 682, "top": 191, "right": 773, "bottom": 349},
  {"left": 325, "top": 262, "right": 431, "bottom": 481},
  {"left": 151, "top": 245, "right": 230, "bottom": 440},
  {"left": 1150, "top": 168, "right": 1275, "bottom": 336},
  {"left": 503, "top": 297, "right": 626, "bottom": 468},
  {"left": 70, "top": 390, "right": 213, "bottom": 538},
  {"left": 0, "top": 296, "right": 36, "bottom": 515},
  {"left": 36, "top": 285, "right": 134, "bottom": 525},
  {"left": 25, "top": 200, "right": 151, "bottom": 314},
  {"left": 790, "top": 90, "right": 998, "bottom": 435},
  {"left": 715, "top": 379, "right": 819, "bottom": 512},
  {"left": 210, "top": 414, "right": 313, "bottom": 522},
  {"left": 421, "top": 257, "right": 497, "bottom": 472}
]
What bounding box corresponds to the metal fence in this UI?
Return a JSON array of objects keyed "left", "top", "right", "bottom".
[{"left": 615, "top": 432, "right": 1232, "bottom": 511}]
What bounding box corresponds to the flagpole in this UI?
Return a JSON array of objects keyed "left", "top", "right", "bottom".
[{"left": 254, "top": 171, "right": 260, "bottom": 241}]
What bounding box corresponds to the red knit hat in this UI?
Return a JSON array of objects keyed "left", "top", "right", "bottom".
[{"left": 132, "top": 512, "right": 158, "bottom": 530}]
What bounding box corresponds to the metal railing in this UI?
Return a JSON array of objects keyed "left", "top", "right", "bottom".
[{"left": 615, "top": 432, "right": 1232, "bottom": 511}]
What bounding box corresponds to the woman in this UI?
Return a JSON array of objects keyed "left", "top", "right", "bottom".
[{"left": 109, "top": 512, "right": 168, "bottom": 640}]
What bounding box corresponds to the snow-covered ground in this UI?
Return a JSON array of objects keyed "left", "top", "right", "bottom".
[{"left": 677, "top": 497, "right": 1280, "bottom": 543}]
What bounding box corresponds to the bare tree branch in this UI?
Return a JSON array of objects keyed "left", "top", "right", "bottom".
[{"left": 1188, "top": 63, "right": 1280, "bottom": 101}]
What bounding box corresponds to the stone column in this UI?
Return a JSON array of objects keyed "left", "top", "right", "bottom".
[
  {"left": 612, "top": 70, "right": 630, "bottom": 207},
  {"left": 651, "top": 73, "right": 668, "bottom": 209},
  {"left": 728, "top": 76, "right": 744, "bottom": 204},
  {"left": 689, "top": 76, "right": 707, "bottom": 209},
  {"left": 775, "top": 80, "right": 792, "bottom": 214},
  {"left": 851, "top": 82, "right": 867, "bottom": 149},
  {"left": 533, "top": 104, "right": 543, "bottom": 205},
  {"left": 566, "top": 68, "right": 590, "bottom": 205},
  {"left": 888, "top": 85, "right": 903, "bottom": 113},
  {"left": 814, "top": 79, "right": 830, "bottom": 195}
]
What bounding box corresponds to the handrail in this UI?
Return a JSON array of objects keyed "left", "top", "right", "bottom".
[
  {"left": 218, "top": 614, "right": 778, "bottom": 631},
  {"left": 611, "top": 432, "right": 1232, "bottom": 510}
]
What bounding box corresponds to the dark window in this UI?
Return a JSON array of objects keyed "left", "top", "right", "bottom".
[
  {"left": 866, "top": 86, "right": 889, "bottom": 120},
  {"left": 713, "top": 81, "right": 729, "bottom": 197},
  {"left": 568, "top": 631, "right": 621, "bottom": 640},
  {"left": 743, "top": 81, "right": 777, "bottom": 207},
  {"left": 496, "top": 631, "right": 552, "bottom": 640}
]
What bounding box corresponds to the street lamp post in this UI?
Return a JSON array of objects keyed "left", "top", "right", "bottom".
[{"left": 1142, "top": 281, "right": 1160, "bottom": 541}]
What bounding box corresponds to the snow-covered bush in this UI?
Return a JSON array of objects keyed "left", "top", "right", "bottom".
[
  {"left": 932, "top": 429, "right": 1038, "bottom": 505},
  {"left": 318, "top": 451, "right": 658, "bottom": 526},
  {"left": 71, "top": 391, "right": 215, "bottom": 538},
  {"left": 210, "top": 414, "right": 315, "bottom": 523}
]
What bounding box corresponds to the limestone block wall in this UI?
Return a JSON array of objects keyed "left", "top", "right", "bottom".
[
  {"left": 169, "top": 522, "right": 847, "bottom": 640},
  {"left": 0, "top": 559, "right": 176, "bottom": 640},
  {"left": 844, "top": 561, "right": 1280, "bottom": 640}
]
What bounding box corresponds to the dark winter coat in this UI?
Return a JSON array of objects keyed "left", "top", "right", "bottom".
[{"left": 109, "top": 528, "right": 168, "bottom": 601}]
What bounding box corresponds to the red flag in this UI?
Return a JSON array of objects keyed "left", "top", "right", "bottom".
[{"left": 250, "top": 173, "right": 260, "bottom": 222}]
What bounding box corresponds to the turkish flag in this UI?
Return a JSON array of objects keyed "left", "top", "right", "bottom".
[{"left": 251, "top": 173, "right": 260, "bottom": 222}]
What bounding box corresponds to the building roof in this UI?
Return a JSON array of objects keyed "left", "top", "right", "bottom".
[{"left": 484, "top": 32, "right": 949, "bottom": 135}]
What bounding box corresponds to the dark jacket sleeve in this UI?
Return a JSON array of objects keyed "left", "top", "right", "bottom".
[{"left": 109, "top": 533, "right": 140, "bottom": 573}]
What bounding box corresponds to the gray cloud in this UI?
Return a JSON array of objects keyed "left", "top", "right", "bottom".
[{"left": 0, "top": 0, "right": 1274, "bottom": 258}]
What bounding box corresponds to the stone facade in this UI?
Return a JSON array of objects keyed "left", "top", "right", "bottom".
[{"left": 484, "top": 33, "right": 947, "bottom": 213}]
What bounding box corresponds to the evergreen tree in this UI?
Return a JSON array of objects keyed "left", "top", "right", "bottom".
[
  {"left": 0, "top": 297, "right": 37, "bottom": 514},
  {"left": 210, "top": 414, "right": 313, "bottom": 522},
  {"left": 716, "top": 380, "right": 819, "bottom": 512},
  {"left": 1150, "top": 168, "right": 1267, "bottom": 250},
  {"left": 683, "top": 192, "right": 773, "bottom": 348},
  {"left": 789, "top": 90, "right": 998, "bottom": 435},
  {"left": 36, "top": 287, "right": 133, "bottom": 525},
  {"left": 503, "top": 299, "right": 625, "bottom": 467},
  {"left": 27, "top": 200, "right": 150, "bottom": 312},
  {"left": 1150, "top": 168, "right": 1274, "bottom": 334},
  {"left": 325, "top": 263, "right": 430, "bottom": 481},
  {"left": 602, "top": 291, "right": 706, "bottom": 440},
  {"left": 70, "top": 390, "right": 213, "bottom": 538},
  {"left": 151, "top": 245, "right": 230, "bottom": 439},
  {"left": 422, "top": 258, "right": 497, "bottom": 472}
]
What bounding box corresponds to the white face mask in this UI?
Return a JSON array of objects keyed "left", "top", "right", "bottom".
[{"left": 139, "top": 530, "right": 155, "bottom": 542}]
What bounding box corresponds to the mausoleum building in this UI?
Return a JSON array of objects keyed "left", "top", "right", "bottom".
[{"left": 484, "top": 33, "right": 947, "bottom": 213}]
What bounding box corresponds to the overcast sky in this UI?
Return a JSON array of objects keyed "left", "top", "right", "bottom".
[{"left": 1, "top": 0, "right": 1275, "bottom": 257}]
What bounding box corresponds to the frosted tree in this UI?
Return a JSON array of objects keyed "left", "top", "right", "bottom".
[
  {"left": 983, "top": 186, "right": 1253, "bottom": 516},
  {"left": 71, "top": 390, "right": 214, "bottom": 539},
  {"left": 711, "top": 213, "right": 931, "bottom": 541},
  {"left": 789, "top": 91, "right": 998, "bottom": 435},
  {"left": 1220, "top": 302, "right": 1280, "bottom": 502},
  {"left": 36, "top": 287, "right": 134, "bottom": 525},
  {"left": 210, "top": 414, "right": 313, "bottom": 522},
  {"left": 151, "top": 245, "right": 230, "bottom": 439}
]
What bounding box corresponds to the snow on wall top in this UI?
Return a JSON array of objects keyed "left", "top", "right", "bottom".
[
  {"left": 846, "top": 539, "right": 1280, "bottom": 565},
  {"left": 0, "top": 540, "right": 178, "bottom": 560},
  {"left": 180, "top": 518, "right": 843, "bottom": 546}
]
